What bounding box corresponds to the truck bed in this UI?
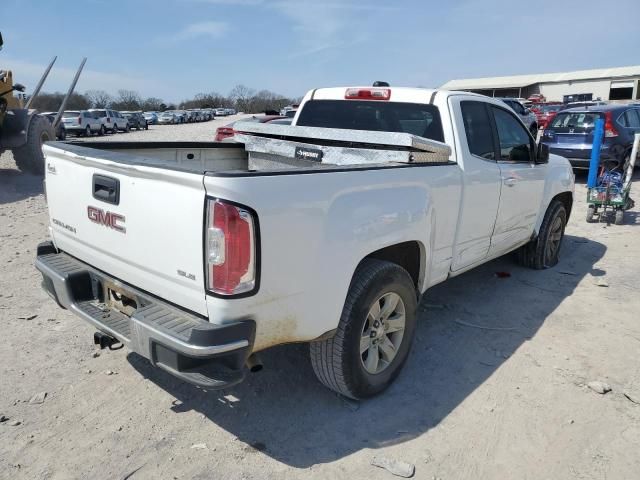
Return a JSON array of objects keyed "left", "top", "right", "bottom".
[{"left": 48, "top": 124, "right": 452, "bottom": 176}]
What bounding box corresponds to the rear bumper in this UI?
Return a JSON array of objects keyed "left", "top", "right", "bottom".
[{"left": 35, "top": 241, "right": 255, "bottom": 389}]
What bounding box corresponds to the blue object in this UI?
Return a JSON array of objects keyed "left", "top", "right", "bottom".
[{"left": 587, "top": 118, "right": 605, "bottom": 188}]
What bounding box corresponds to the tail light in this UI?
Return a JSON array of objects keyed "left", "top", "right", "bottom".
[
  {"left": 345, "top": 88, "right": 391, "bottom": 100},
  {"left": 604, "top": 111, "right": 619, "bottom": 137},
  {"left": 78, "top": 116, "right": 82, "bottom": 124},
  {"left": 206, "top": 199, "right": 257, "bottom": 296},
  {"left": 215, "top": 127, "right": 235, "bottom": 141}
]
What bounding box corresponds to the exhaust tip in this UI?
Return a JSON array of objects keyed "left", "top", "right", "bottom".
[{"left": 246, "top": 354, "right": 263, "bottom": 373}]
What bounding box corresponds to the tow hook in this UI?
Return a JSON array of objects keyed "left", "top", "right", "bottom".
[{"left": 93, "top": 331, "right": 123, "bottom": 350}]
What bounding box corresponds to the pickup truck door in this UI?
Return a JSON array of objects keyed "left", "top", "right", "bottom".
[
  {"left": 489, "top": 105, "right": 546, "bottom": 256},
  {"left": 449, "top": 98, "right": 502, "bottom": 271}
]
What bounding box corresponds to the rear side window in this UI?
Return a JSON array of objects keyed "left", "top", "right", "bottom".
[
  {"left": 461, "top": 101, "right": 495, "bottom": 160},
  {"left": 551, "top": 112, "right": 600, "bottom": 132},
  {"left": 94, "top": 110, "right": 107, "bottom": 117},
  {"left": 296, "top": 100, "right": 445, "bottom": 142},
  {"left": 620, "top": 109, "right": 640, "bottom": 128}
]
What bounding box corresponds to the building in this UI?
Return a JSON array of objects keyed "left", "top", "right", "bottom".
[{"left": 441, "top": 66, "right": 640, "bottom": 103}]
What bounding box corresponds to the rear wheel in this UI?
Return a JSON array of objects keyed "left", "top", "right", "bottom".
[
  {"left": 84, "top": 125, "right": 91, "bottom": 137},
  {"left": 586, "top": 205, "right": 596, "bottom": 223},
  {"left": 517, "top": 199, "right": 567, "bottom": 269},
  {"left": 12, "top": 115, "right": 55, "bottom": 175},
  {"left": 310, "top": 259, "right": 417, "bottom": 399},
  {"left": 112, "top": 124, "right": 118, "bottom": 134}
]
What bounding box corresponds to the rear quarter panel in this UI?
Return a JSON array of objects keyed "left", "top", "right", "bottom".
[{"left": 204, "top": 165, "right": 461, "bottom": 351}]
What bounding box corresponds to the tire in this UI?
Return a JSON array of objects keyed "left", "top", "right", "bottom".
[
  {"left": 144, "top": 122, "right": 149, "bottom": 130},
  {"left": 112, "top": 124, "right": 118, "bottom": 134},
  {"left": 586, "top": 205, "right": 596, "bottom": 223},
  {"left": 310, "top": 259, "right": 418, "bottom": 399},
  {"left": 12, "top": 115, "right": 55, "bottom": 175},
  {"left": 615, "top": 209, "right": 624, "bottom": 225},
  {"left": 99, "top": 125, "right": 106, "bottom": 136},
  {"left": 125, "top": 124, "right": 130, "bottom": 132},
  {"left": 517, "top": 199, "right": 567, "bottom": 269},
  {"left": 84, "top": 125, "right": 91, "bottom": 137}
]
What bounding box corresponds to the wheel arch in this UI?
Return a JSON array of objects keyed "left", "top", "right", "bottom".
[
  {"left": 552, "top": 191, "right": 573, "bottom": 222},
  {"left": 360, "top": 240, "right": 425, "bottom": 294}
]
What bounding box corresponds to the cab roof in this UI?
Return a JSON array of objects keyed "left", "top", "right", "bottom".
[{"left": 307, "top": 86, "right": 484, "bottom": 104}]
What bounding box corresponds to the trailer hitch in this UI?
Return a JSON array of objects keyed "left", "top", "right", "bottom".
[{"left": 94, "top": 331, "right": 123, "bottom": 350}]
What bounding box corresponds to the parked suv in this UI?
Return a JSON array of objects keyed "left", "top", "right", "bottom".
[
  {"left": 122, "top": 111, "right": 148, "bottom": 130},
  {"left": 61, "top": 110, "right": 103, "bottom": 136},
  {"left": 498, "top": 98, "right": 538, "bottom": 135},
  {"left": 88, "top": 109, "right": 125, "bottom": 134},
  {"left": 541, "top": 105, "right": 640, "bottom": 169}
]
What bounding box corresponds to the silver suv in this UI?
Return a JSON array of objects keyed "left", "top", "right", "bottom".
[
  {"left": 61, "top": 110, "right": 104, "bottom": 136},
  {"left": 498, "top": 98, "right": 539, "bottom": 136},
  {"left": 88, "top": 109, "right": 129, "bottom": 134}
]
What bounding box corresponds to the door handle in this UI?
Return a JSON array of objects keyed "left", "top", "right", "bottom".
[{"left": 503, "top": 177, "right": 517, "bottom": 187}]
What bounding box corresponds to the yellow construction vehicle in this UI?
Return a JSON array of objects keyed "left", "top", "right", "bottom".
[{"left": 0, "top": 31, "right": 85, "bottom": 174}]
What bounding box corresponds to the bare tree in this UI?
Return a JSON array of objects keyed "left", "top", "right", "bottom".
[
  {"left": 111, "top": 89, "right": 142, "bottom": 111},
  {"left": 141, "top": 97, "right": 164, "bottom": 111},
  {"left": 229, "top": 84, "right": 256, "bottom": 112},
  {"left": 85, "top": 90, "right": 113, "bottom": 108},
  {"left": 30, "top": 91, "right": 90, "bottom": 112}
]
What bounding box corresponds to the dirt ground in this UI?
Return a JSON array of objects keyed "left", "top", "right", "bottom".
[{"left": 1, "top": 130, "right": 640, "bottom": 480}]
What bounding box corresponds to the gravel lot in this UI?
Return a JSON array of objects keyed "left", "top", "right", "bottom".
[{"left": 1, "top": 126, "right": 640, "bottom": 480}]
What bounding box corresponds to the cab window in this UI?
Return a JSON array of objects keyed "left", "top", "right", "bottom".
[{"left": 491, "top": 107, "right": 533, "bottom": 162}]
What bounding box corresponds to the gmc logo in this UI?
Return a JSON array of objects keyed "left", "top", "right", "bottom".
[{"left": 87, "top": 206, "right": 126, "bottom": 233}]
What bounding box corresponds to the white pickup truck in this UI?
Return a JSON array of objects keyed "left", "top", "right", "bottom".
[{"left": 36, "top": 86, "right": 574, "bottom": 399}]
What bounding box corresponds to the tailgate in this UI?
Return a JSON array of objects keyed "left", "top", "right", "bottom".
[{"left": 43, "top": 144, "right": 208, "bottom": 316}]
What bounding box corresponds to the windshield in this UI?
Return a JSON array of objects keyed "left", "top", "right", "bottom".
[
  {"left": 296, "top": 100, "right": 445, "bottom": 142},
  {"left": 550, "top": 112, "right": 602, "bottom": 130}
]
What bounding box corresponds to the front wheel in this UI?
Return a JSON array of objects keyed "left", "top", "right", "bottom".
[
  {"left": 310, "top": 259, "right": 417, "bottom": 399},
  {"left": 517, "top": 199, "right": 567, "bottom": 269}
]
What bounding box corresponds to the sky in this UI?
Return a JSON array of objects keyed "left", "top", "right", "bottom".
[{"left": 1, "top": 0, "right": 639, "bottom": 103}]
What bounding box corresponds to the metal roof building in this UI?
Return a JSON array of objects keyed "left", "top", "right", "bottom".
[{"left": 441, "top": 66, "right": 640, "bottom": 103}]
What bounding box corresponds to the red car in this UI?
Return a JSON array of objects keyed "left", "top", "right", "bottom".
[
  {"left": 215, "top": 115, "right": 289, "bottom": 142},
  {"left": 527, "top": 93, "right": 546, "bottom": 104},
  {"left": 534, "top": 104, "right": 563, "bottom": 129}
]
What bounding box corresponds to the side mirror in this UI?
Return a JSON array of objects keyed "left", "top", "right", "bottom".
[{"left": 536, "top": 142, "right": 550, "bottom": 164}]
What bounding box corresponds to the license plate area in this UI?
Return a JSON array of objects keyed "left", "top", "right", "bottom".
[{"left": 103, "top": 281, "right": 139, "bottom": 317}]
